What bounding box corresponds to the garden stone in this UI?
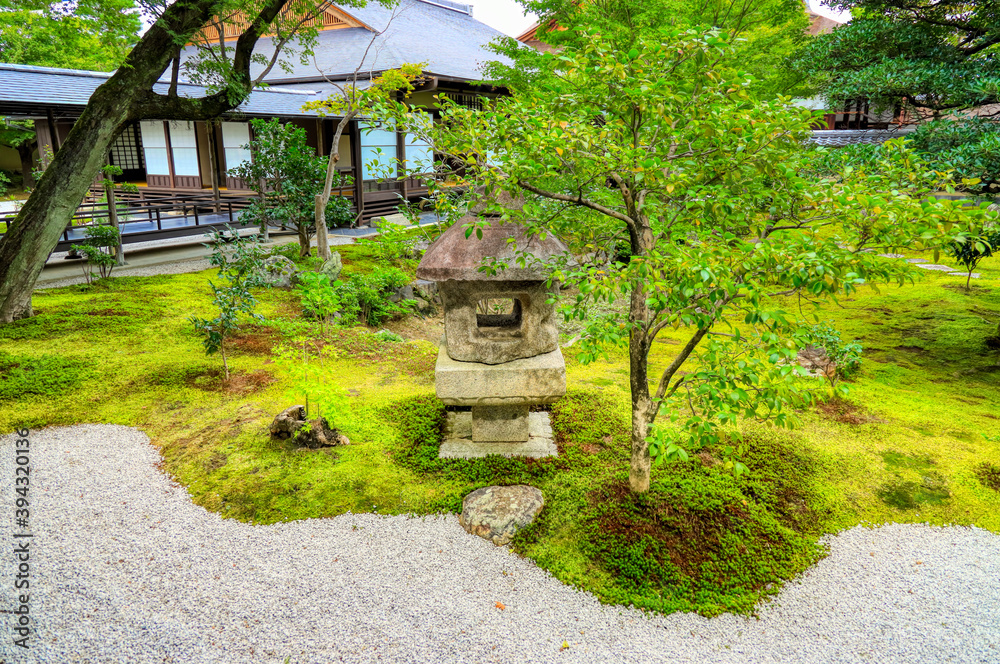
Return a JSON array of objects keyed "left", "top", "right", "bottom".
[
  {"left": 375, "top": 213, "right": 410, "bottom": 229},
  {"left": 459, "top": 485, "right": 545, "bottom": 546},
  {"left": 412, "top": 279, "right": 440, "bottom": 303},
  {"left": 261, "top": 255, "right": 300, "bottom": 289},
  {"left": 389, "top": 284, "right": 414, "bottom": 303},
  {"left": 319, "top": 252, "right": 342, "bottom": 282},
  {"left": 410, "top": 239, "right": 431, "bottom": 259}
]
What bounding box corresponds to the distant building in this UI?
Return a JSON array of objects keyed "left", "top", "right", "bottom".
[{"left": 0, "top": 0, "right": 510, "bottom": 226}]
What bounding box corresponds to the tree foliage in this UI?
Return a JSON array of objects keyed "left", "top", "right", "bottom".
[
  {"left": 231, "top": 118, "right": 352, "bottom": 258},
  {"left": 488, "top": 0, "right": 812, "bottom": 99},
  {"left": 0, "top": 0, "right": 142, "bottom": 71},
  {"left": 796, "top": 0, "right": 1000, "bottom": 190},
  {"left": 379, "top": 25, "right": 995, "bottom": 492},
  {"left": 798, "top": 0, "right": 1000, "bottom": 118}
]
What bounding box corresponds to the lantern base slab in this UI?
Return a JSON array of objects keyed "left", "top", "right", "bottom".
[{"left": 440, "top": 411, "right": 557, "bottom": 459}]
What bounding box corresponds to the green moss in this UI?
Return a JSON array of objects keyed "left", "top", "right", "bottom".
[
  {"left": 0, "top": 247, "right": 997, "bottom": 619},
  {"left": 0, "top": 352, "right": 89, "bottom": 402}
]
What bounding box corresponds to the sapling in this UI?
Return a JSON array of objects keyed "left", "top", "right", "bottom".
[
  {"left": 810, "top": 322, "right": 863, "bottom": 395},
  {"left": 189, "top": 227, "right": 268, "bottom": 380},
  {"left": 948, "top": 227, "right": 1000, "bottom": 291},
  {"left": 70, "top": 224, "right": 121, "bottom": 285}
]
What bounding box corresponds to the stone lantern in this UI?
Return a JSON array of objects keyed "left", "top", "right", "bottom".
[{"left": 416, "top": 199, "right": 568, "bottom": 458}]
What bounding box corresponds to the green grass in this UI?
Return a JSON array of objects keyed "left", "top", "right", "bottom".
[{"left": 0, "top": 238, "right": 998, "bottom": 617}]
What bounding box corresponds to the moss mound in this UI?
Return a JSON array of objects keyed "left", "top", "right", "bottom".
[
  {"left": 385, "top": 390, "right": 829, "bottom": 617},
  {"left": 0, "top": 352, "right": 89, "bottom": 402}
]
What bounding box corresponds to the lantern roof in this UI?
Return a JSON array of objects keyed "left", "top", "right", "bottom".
[{"left": 416, "top": 217, "right": 568, "bottom": 282}]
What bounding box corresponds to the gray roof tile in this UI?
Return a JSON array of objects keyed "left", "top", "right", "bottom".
[{"left": 0, "top": 63, "right": 327, "bottom": 118}]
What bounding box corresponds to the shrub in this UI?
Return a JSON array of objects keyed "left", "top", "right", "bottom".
[
  {"left": 295, "top": 271, "right": 348, "bottom": 333},
  {"left": 810, "top": 322, "right": 862, "bottom": 392},
  {"left": 189, "top": 228, "right": 268, "bottom": 379},
  {"left": 948, "top": 227, "right": 1000, "bottom": 291},
  {"left": 335, "top": 265, "right": 414, "bottom": 326},
  {"left": 70, "top": 224, "right": 121, "bottom": 284}
]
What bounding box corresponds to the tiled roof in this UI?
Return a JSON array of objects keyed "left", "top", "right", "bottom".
[
  {"left": 0, "top": 62, "right": 327, "bottom": 118},
  {"left": 245, "top": 0, "right": 510, "bottom": 83},
  {"left": 808, "top": 128, "right": 916, "bottom": 147}
]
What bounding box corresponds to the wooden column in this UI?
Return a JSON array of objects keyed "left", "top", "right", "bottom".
[
  {"left": 349, "top": 119, "right": 364, "bottom": 225},
  {"left": 205, "top": 121, "right": 222, "bottom": 213},
  {"left": 163, "top": 121, "right": 176, "bottom": 190}
]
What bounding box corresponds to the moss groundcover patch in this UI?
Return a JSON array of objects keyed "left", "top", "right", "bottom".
[{"left": 1, "top": 241, "right": 998, "bottom": 617}]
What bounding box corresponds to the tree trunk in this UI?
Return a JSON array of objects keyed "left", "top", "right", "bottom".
[
  {"left": 0, "top": 0, "right": 292, "bottom": 323},
  {"left": 314, "top": 113, "right": 355, "bottom": 261},
  {"left": 627, "top": 221, "right": 656, "bottom": 493},
  {"left": 315, "top": 194, "right": 330, "bottom": 260},
  {"left": 0, "top": 84, "right": 132, "bottom": 321},
  {"left": 16, "top": 142, "right": 35, "bottom": 190},
  {"left": 297, "top": 222, "right": 311, "bottom": 258}
]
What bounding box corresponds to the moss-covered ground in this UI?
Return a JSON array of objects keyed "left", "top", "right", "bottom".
[{"left": 1, "top": 238, "right": 998, "bottom": 618}]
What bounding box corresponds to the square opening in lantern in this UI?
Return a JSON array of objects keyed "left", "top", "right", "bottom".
[{"left": 476, "top": 298, "right": 523, "bottom": 330}]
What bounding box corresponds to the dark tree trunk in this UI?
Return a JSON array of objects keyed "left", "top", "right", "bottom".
[
  {"left": 16, "top": 142, "right": 35, "bottom": 189},
  {"left": 627, "top": 221, "right": 656, "bottom": 493},
  {"left": 0, "top": 0, "right": 290, "bottom": 323}
]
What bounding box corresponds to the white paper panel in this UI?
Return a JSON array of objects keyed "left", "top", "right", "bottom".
[
  {"left": 143, "top": 147, "right": 170, "bottom": 175},
  {"left": 361, "top": 146, "right": 397, "bottom": 180},
  {"left": 359, "top": 122, "right": 396, "bottom": 149},
  {"left": 168, "top": 121, "right": 198, "bottom": 149},
  {"left": 139, "top": 121, "right": 166, "bottom": 149},
  {"left": 172, "top": 148, "right": 200, "bottom": 176},
  {"left": 405, "top": 143, "right": 433, "bottom": 174},
  {"left": 221, "top": 122, "right": 250, "bottom": 148},
  {"left": 224, "top": 147, "right": 251, "bottom": 171}
]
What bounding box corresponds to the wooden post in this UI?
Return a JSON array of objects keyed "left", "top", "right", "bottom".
[
  {"left": 349, "top": 119, "right": 364, "bottom": 226},
  {"left": 104, "top": 156, "right": 126, "bottom": 266},
  {"left": 205, "top": 121, "right": 222, "bottom": 214}
]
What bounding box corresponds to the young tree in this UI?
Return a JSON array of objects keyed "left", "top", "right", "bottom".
[
  {"left": 232, "top": 118, "right": 352, "bottom": 257},
  {"left": 300, "top": 0, "right": 424, "bottom": 260},
  {"left": 0, "top": 0, "right": 380, "bottom": 323},
  {"left": 380, "top": 27, "right": 993, "bottom": 492}
]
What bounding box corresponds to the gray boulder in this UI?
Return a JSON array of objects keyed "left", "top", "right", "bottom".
[
  {"left": 389, "top": 284, "right": 415, "bottom": 303},
  {"left": 412, "top": 279, "right": 440, "bottom": 302},
  {"left": 261, "top": 255, "right": 300, "bottom": 289},
  {"left": 459, "top": 485, "right": 544, "bottom": 546},
  {"left": 269, "top": 405, "right": 349, "bottom": 448},
  {"left": 319, "top": 252, "right": 343, "bottom": 282}
]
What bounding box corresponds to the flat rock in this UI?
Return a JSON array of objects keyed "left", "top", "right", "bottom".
[
  {"left": 906, "top": 258, "right": 929, "bottom": 264},
  {"left": 459, "top": 485, "right": 545, "bottom": 546},
  {"left": 916, "top": 264, "right": 956, "bottom": 272},
  {"left": 948, "top": 272, "right": 980, "bottom": 279},
  {"left": 878, "top": 253, "right": 905, "bottom": 258}
]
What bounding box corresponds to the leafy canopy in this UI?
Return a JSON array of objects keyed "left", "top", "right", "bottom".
[
  {"left": 378, "top": 25, "right": 995, "bottom": 487},
  {"left": 488, "top": 0, "right": 812, "bottom": 99},
  {"left": 0, "top": 0, "right": 142, "bottom": 71}
]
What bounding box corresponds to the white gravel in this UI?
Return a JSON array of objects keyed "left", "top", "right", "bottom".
[{"left": 2, "top": 425, "right": 999, "bottom": 663}]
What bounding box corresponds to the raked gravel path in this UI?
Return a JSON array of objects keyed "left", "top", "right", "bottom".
[{"left": 2, "top": 425, "right": 999, "bottom": 664}]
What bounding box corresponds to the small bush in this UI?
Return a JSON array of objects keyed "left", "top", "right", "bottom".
[{"left": 335, "top": 265, "right": 414, "bottom": 326}]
